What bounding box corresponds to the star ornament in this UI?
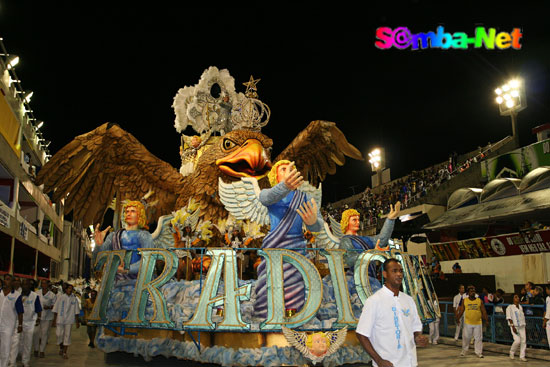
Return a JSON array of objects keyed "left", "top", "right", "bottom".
[{"left": 243, "top": 75, "right": 261, "bottom": 98}]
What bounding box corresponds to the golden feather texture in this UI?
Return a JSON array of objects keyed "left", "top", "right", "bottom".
[{"left": 36, "top": 121, "right": 361, "bottom": 227}]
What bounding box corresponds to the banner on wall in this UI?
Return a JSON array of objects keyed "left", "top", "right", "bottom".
[
  {"left": 481, "top": 139, "right": 550, "bottom": 180},
  {"left": 430, "top": 229, "right": 550, "bottom": 261}
]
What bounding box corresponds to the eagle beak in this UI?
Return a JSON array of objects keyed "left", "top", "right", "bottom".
[{"left": 216, "top": 139, "right": 272, "bottom": 179}]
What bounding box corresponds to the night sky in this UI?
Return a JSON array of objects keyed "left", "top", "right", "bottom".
[{"left": 2, "top": 1, "right": 550, "bottom": 203}]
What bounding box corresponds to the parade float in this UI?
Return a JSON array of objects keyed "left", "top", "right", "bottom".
[{"left": 36, "top": 67, "right": 440, "bottom": 366}]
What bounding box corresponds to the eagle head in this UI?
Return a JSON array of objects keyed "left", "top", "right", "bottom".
[{"left": 214, "top": 130, "right": 273, "bottom": 179}]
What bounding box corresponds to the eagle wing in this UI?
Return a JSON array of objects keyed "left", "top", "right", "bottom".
[
  {"left": 218, "top": 177, "right": 270, "bottom": 226},
  {"left": 36, "top": 123, "right": 183, "bottom": 228},
  {"left": 275, "top": 120, "right": 363, "bottom": 186}
]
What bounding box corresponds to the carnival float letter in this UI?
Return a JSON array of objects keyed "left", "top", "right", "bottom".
[
  {"left": 353, "top": 250, "right": 391, "bottom": 305},
  {"left": 259, "top": 248, "right": 322, "bottom": 330},
  {"left": 322, "top": 249, "right": 357, "bottom": 326},
  {"left": 184, "top": 248, "right": 251, "bottom": 330},
  {"left": 121, "top": 249, "right": 178, "bottom": 327},
  {"left": 88, "top": 250, "right": 130, "bottom": 323}
]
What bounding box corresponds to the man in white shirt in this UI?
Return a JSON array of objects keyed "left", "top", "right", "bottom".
[
  {"left": 9, "top": 279, "right": 41, "bottom": 367},
  {"left": 0, "top": 275, "right": 24, "bottom": 367},
  {"left": 356, "top": 258, "right": 428, "bottom": 367},
  {"left": 453, "top": 285, "right": 465, "bottom": 341},
  {"left": 506, "top": 294, "right": 527, "bottom": 361},
  {"left": 33, "top": 280, "right": 56, "bottom": 358},
  {"left": 52, "top": 284, "right": 80, "bottom": 359},
  {"left": 543, "top": 285, "right": 550, "bottom": 349}
]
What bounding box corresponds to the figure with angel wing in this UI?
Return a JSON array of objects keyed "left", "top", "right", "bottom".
[
  {"left": 93, "top": 200, "right": 154, "bottom": 280},
  {"left": 282, "top": 326, "right": 348, "bottom": 364},
  {"left": 219, "top": 160, "right": 325, "bottom": 317}
]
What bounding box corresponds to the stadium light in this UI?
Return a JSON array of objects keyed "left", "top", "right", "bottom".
[
  {"left": 36, "top": 121, "right": 44, "bottom": 129},
  {"left": 368, "top": 147, "right": 386, "bottom": 188},
  {"left": 495, "top": 78, "right": 526, "bottom": 147}
]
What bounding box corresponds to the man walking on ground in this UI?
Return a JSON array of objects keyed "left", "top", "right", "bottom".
[
  {"left": 356, "top": 258, "right": 428, "bottom": 367},
  {"left": 453, "top": 285, "right": 465, "bottom": 341},
  {"left": 0, "top": 275, "right": 23, "bottom": 367},
  {"left": 83, "top": 290, "right": 98, "bottom": 348},
  {"left": 9, "top": 279, "right": 41, "bottom": 367},
  {"left": 506, "top": 294, "right": 527, "bottom": 361},
  {"left": 457, "top": 286, "right": 488, "bottom": 358},
  {"left": 52, "top": 284, "right": 80, "bottom": 359},
  {"left": 33, "top": 280, "right": 55, "bottom": 358}
]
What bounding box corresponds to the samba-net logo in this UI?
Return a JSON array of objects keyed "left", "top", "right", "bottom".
[{"left": 375, "top": 26, "right": 523, "bottom": 50}]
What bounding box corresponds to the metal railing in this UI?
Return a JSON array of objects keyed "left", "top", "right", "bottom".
[{"left": 431, "top": 301, "right": 549, "bottom": 349}]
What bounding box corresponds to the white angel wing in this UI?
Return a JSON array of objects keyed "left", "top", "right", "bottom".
[
  {"left": 298, "top": 181, "right": 322, "bottom": 207},
  {"left": 325, "top": 327, "right": 348, "bottom": 356},
  {"left": 313, "top": 221, "right": 341, "bottom": 249},
  {"left": 151, "top": 214, "right": 175, "bottom": 249},
  {"left": 218, "top": 177, "right": 270, "bottom": 226},
  {"left": 329, "top": 214, "right": 343, "bottom": 239}
]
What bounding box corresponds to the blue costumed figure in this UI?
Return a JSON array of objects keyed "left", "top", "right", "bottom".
[
  {"left": 92, "top": 200, "right": 154, "bottom": 280},
  {"left": 339, "top": 202, "right": 401, "bottom": 292},
  {"left": 254, "top": 160, "right": 323, "bottom": 318}
]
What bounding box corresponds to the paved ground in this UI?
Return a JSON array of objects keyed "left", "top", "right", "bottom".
[{"left": 20, "top": 326, "right": 550, "bottom": 366}]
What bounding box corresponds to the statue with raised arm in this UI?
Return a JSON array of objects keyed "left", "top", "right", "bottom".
[
  {"left": 93, "top": 200, "right": 154, "bottom": 280},
  {"left": 338, "top": 202, "right": 401, "bottom": 291},
  {"left": 218, "top": 160, "right": 324, "bottom": 317}
]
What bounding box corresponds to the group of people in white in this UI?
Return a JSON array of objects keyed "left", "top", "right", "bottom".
[
  {"left": 0, "top": 274, "right": 82, "bottom": 367},
  {"left": 448, "top": 283, "right": 550, "bottom": 361}
]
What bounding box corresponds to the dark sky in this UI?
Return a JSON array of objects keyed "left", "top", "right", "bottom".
[{"left": 2, "top": 1, "right": 550, "bottom": 203}]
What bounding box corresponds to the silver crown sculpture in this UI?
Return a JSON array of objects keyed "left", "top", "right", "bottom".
[{"left": 173, "top": 66, "right": 270, "bottom": 136}]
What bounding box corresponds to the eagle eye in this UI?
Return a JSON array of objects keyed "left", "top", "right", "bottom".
[{"left": 223, "top": 138, "right": 236, "bottom": 150}]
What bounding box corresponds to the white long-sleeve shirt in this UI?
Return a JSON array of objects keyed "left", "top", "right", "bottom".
[{"left": 506, "top": 304, "right": 526, "bottom": 327}]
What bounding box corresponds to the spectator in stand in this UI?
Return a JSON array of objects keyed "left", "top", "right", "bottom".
[
  {"left": 522, "top": 282, "right": 535, "bottom": 317},
  {"left": 530, "top": 286, "right": 545, "bottom": 315},
  {"left": 453, "top": 285, "right": 466, "bottom": 341},
  {"left": 524, "top": 282, "right": 535, "bottom": 300},
  {"left": 506, "top": 294, "right": 527, "bottom": 361},
  {"left": 480, "top": 288, "right": 493, "bottom": 304},
  {"left": 492, "top": 289, "right": 505, "bottom": 314},
  {"left": 452, "top": 262, "right": 462, "bottom": 273}
]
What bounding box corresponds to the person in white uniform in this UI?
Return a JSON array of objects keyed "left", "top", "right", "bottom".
[
  {"left": 52, "top": 284, "right": 80, "bottom": 359},
  {"left": 428, "top": 299, "right": 440, "bottom": 345},
  {"left": 356, "top": 258, "right": 428, "bottom": 367},
  {"left": 33, "top": 280, "right": 55, "bottom": 358},
  {"left": 0, "top": 275, "right": 24, "bottom": 367},
  {"left": 453, "top": 285, "right": 465, "bottom": 340},
  {"left": 506, "top": 294, "right": 527, "bottom": 361},
  {"left": 543, "top": 285, "right": 550, "bottom": 349},
  {"left": 9, "top": 279, "right": 41, "bottom": 367}
]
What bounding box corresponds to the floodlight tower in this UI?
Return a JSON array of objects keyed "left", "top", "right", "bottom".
[{"left": 495, "top": 78, "right": 526, "bottom": 148}]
